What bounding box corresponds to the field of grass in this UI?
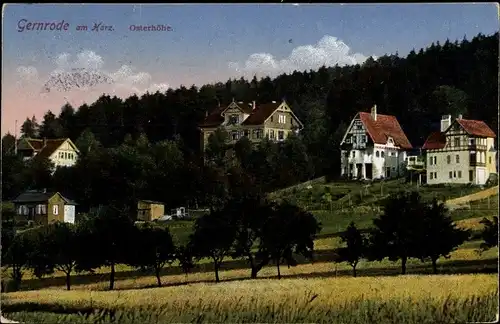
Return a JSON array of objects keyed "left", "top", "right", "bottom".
[{"left": 3, "top": 274, "right": 498, "bottom": 323}]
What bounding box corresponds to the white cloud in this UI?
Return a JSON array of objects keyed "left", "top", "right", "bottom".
[
  {"left": 228, "top": 35, "right": 375, "bottom": 78},
  {"left": 16, "top": 50, "right": 170, "bottom": 97}
]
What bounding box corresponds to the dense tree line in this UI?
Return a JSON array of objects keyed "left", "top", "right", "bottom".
[{"left": 2, "top": 32, "right": 497, "bottom": 190}]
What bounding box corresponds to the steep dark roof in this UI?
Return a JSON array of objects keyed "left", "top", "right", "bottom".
[
  {"left": 199, "top": 101, "right": 284, "bottom": 128},
  {"left": 422, "top": 131, "right": 447, "bottom": 150},
  {"left": 241, "top": 102, "right": 282, "bottom": 125},
  {"left": 35, "top": 139, "right": 68, "bottom": 160},
  {"left": 358, "top": 112, "right": 413, "bottom": 149}
]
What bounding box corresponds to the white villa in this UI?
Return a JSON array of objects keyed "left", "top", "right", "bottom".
[
  {"left": 17, "top": 137, "right": 80, "bottom": 170},
  {"left": 422, "top": 114, "right": 497, "bottom": 185},
  {"left": 340, "top": 105, "right": 413, "bottom": 180}
]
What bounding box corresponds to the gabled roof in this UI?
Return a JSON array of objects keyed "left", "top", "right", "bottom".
[
  {"left": 456, "top": 119, "right": 496, "bottom": 138},
  {"left": 139, "top": 199, "right": 164, "bottom": 205},
  {"left": 241, "top": 102, "right": 282, "bottom": 126},
  {"left": 422, "top": 131, "right": 446, "bottom": 150},
  {"left": 13, "top": 190, "right": 78, "bottom": 204},
  {"left": 358, "top": 112, "right": 413, "bottom": 149},
  {"left": 422, "top": 118, "right": 496, "bottom": 150},
  {"left": 35, "top": 139, "right": 68, "bottom": 160},
  {"left": 199, "top": 101, "right": 288, "bottom": 128}
]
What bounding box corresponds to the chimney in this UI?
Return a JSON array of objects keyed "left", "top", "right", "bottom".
[
  {"left": 458, "top": 114, "right": 463, "bottom": 120},
  {"left": 371, "top": 105, "right": 377, "bottom": 121},
  {"left": 441, "top": 115, "right": 452, "bottom": 132},
  {"left": 252, "top": 100, "right": 256, "bottom": 110}
]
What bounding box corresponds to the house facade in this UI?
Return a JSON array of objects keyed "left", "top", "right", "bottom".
[
  {"left": 137, "top": 200, "right": 165, "bottom": 221},
  {"left": 13, "top": 190, "right": 77, "bottom": 226},
  {"left": 340, "top": 105, "right": 413, "bottom": 180},
  {"left": 198, "top": 99, "right": 304, "bottom": 152},
  {"left": 17, "top": 138, "right": 80, "bottom": 169},
  {"left": 422, "top": 115, "right": 497, "bottom": 185}
]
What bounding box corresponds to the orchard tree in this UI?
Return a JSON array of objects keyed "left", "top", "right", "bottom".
[
  {"left": 229, "top": 196, "right": 274, "bottom": 279},
  {"left": 260, "top": 201, "right": 321, "bottom": 279},
  {"left": 367, "top": 191, "right": 424, "bottom": 275},
  {"left": 334, "top": 222, "right": 367, "bottom": 277},
  {"left": 189, "top": 209, "right": 237, "bottom": 283},
  {"left": 130, "top": 223, "right": 176, "bottom": 287},
  {"left": 416, "top": 199, "right": 470, "bottom": 274},
  {"left": 479, "top": 216, "right": 498, "bottom": 252}
]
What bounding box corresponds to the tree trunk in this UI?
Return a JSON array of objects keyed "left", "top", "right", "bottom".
[
  {"left": 65, "top": 272, "right": 71, "bottom": 290},
  {"left": 109, "top": 262, "right": 115, "bottom": 290},
  {"left": 155, "top": 267, "right": 162, "bottom": 287},
  {"left": 276, "top": 260, "right": 281, "bottom": 279},
  {"left": 352, "top": 265, "right": 357, "bottom": 278},
  {"left": 214, "top": 262, "right": 220, "bottom": 283},
  {"left": 401, "top": 256, "right": 407, "bottom": 275},
  {"left": 431, "top": 258, "right": 438, "bottom": 274}
]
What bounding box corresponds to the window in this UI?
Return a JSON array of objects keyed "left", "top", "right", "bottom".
[
  {"left": 352, "top": 136, "right": 357, "bottom": 144},
  {"left": 228, "top": 115, "right": 239, "bottom": 125},
  {"left": 469, "top": 138, "right": 476, "bottom": 146},
  {"left": 470, "top": 152, "right": 476, "bottom": 163},
  {"left": 454, "top": 137, "right": 460, "bottom": 147},
  {"left": 278, "top": 131, "right": 284, "bottom": 140},
  {"left": 453, "top": 171, "right": 456, "bottom": 178},
  {"left": 434, "top": 172, "right": 437, "bottom": 178},
  {"left": 381, "top": 151, "right": 385, "bottom": 158},
  {"left": 489, "top": 156, "right": 492, "bottom": 164},
  {"left": 59, "top": 152, "right": 64, "bottom": 158},
  {"left": 278, "top": 115, "right": 287, "bottom": 124},
  {"left": 433, "top": 156, "right": 437, "bottom": 164},
  {"left": 430, "top": 173, "right": 434, "bottom": 180},
  {"left": 429, "top": 156, "right": 433, "bottom": 165},
  {"left": 376, "top": 151, "right": 380, "bottom": 158},
  {"left": 456, "top": 155, "right": 459, "bottom": 163},
  {"left": 469, "top": 170, "right": 473, "bottom": 182},
  {"left": 458, "top": 171, "right": 462, "bottom": 178},
  {"left": 53, "top": 205, "right": 59, "bottom": 215},
  {"left": 361, "top": 135, "right": 367, "bottom": 143},
  {"left": 270, "top": 116, "right": 274, "bottom": 122},
  {"left": 270, "top": 130, "right": 275, "bottom": 139},
  {"left": 447, "top": 155, "right": 451, "bottom": 164},
  {"left": 231, "top": 131, "right": 239, "bottom": 141},
  {"left": 352, "top": 151, "right": 355, "bottom": 158},
  {"left": 244, "top": 130, "right": 249, "bottom": 137},
  {"left": 449, "top": 171, "right": 452, "bottom": 179},
  {"left": 18, "top": 205, "right": 28, "bottom": 215}
]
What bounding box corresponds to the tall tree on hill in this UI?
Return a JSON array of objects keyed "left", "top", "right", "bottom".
[
  {"left": 429, "top": 85, "right": 469, "bottom": 118},
  {"left": 1, "top": 133, "right": 16, "bottom": 154},
  {"left": 39, "top": 110, "right": 64, "bottom": 139},
  {"left": 20, "top": 115, "right": 39, "bottom": 138},
  {"left": 58, "top": 103, "right": 76, "bottom": 139}
]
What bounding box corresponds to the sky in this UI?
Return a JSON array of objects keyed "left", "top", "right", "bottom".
[{"left": 2, "top": 3, "right": 498, "bottom": 136}]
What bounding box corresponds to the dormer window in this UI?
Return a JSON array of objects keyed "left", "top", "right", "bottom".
[
  {"left": 228, "top": 115, "right": 239, "bottom": 125},
  {"left": 387, "top": 137, "right": 394, "bottom": 144},
  {"left": 278, "top": 115, "right": 286, "bottom": 124}
]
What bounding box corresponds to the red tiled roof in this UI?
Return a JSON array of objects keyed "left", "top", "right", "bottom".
[
  {"left": 35, "top": 139, "right": 68, "bottom": 160},
  {"left": 457, "top": 119, "right": 496, "bottom": 138},
  {"left": 358, "top": 112, "right": 413, "bottom": 149},
  {"left": 422, "top": 131, "right": 446, "bottom": 150},
  {"left": 199, "top": 106, "right": 226, "bottom": 128},
  {"left": 241, "top": 102, "right": 281, "bottom": 126}
]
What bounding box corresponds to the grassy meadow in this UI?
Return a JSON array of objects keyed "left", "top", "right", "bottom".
[{"left": 2, "top": 179, "right": 498, "bottom": 323}]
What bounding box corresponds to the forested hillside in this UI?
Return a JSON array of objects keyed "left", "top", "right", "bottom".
[{"left": 2, "top": 32, "right": 498, "bottom": 208}]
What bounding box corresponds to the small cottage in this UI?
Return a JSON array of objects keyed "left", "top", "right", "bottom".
[
  {"left": 137, "top": 200, "right": 165, "bottom": 221},
  {"left": 13, "top": 190, "right": 78, "bottom": 225}
]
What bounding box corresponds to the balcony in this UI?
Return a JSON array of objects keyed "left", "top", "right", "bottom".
[
  {"left": 468, "top": 144, "right": 487, "bottom": 151},
  {"left": 470, "top": 161, "right": 486, "bottom": 167}
]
